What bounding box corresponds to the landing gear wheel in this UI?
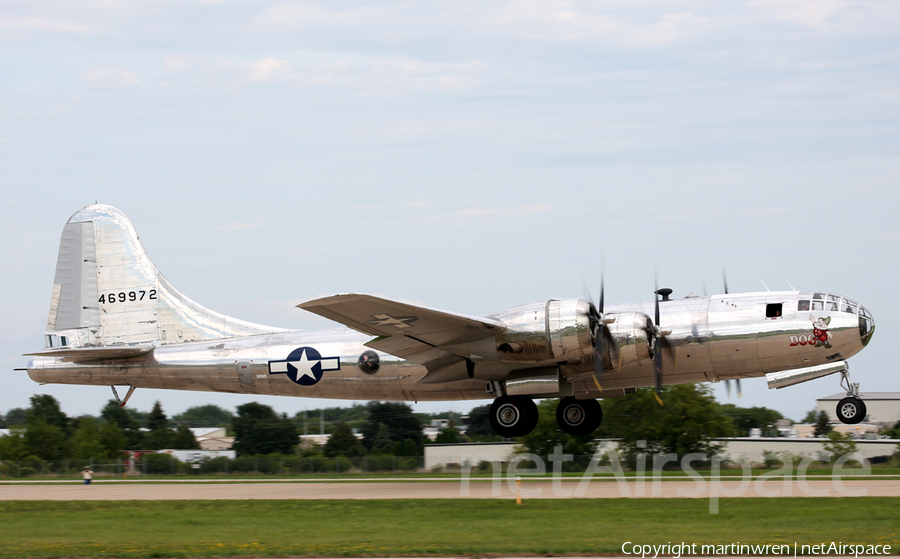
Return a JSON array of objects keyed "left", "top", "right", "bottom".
[
  {"left": 489, "top": 395, "right": 539, "bottom": 437},
  {"left": 836, "top": 397, "right": 866, "bottom": 425},
  {"left": 556, "top": 397, "right": 602, "bottom": 436}
]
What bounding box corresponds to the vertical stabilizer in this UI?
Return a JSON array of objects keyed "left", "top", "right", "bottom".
[{"left": 42, "top": 204, "right": 282, "bottom": 351}]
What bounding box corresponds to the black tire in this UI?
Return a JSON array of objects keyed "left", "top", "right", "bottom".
[
  {"left": 836, "top": 397, "right": 867, "bottom": 424},
  {"left": 516, "top": 396, "right": 539, "bottom": 436},
  {"left": 556, "top": 397, "right": 602, "bottom": 436},
  {"left": 489, "top": 395, "right": 539, "bottom": 437}
]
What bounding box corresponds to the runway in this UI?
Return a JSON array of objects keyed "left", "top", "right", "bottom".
[{"left": 1, "top": 478, "right": 896, "bottom": 500}]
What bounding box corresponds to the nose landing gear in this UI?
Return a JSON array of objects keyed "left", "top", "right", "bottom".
[{"left": 836, "top": 367, "right": 867, "bottom": 425}]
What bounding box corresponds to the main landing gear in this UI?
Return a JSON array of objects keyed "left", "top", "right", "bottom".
[
  {"left": 488, "top": 395, "right": 603, "bottom": 437},
  {"left": 836, "top": 367, "right": 867, "bottom": 425}
]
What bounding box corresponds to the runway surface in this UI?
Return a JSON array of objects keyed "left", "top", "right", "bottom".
[{"left": 1, "top": 478, "right": 896, "bottom": 500}]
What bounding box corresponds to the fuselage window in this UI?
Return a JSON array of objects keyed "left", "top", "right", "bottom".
[
  {"left": 59, "top": 336, "right": 68, "bottom": 347},
  {"left": 766, "top": 303, "right": 783, "bottom": 318},
  {"left": 811, "top": 300, "right": 824, "bottom": 311},
  {"left": 798, "top": 300, "right": 810, "bottom": 311}
]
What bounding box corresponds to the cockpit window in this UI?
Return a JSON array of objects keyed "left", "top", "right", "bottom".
[
  {"left": 798, "top": 300, "right": 810, "bottom": 311},
  {"left": 827, "top": 301, "right": 839, "bottom": 311},
  {"left": 811, "top": 300, "right": 823, "bottom": 311},
  {"left": 841, "top": 298, "right": 858, "bottom": 314},
  {"left": 813, "top": 292, "right": 826, "bottom": 300}
]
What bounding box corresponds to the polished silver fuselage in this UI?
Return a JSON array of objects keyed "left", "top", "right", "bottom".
[{"left": 28, "top": 290, "right": 873, "bottom": 402}]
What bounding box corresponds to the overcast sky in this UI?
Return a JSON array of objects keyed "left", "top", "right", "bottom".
[{"left": 2, "top": 0, "right": 898, "bottom": 423}]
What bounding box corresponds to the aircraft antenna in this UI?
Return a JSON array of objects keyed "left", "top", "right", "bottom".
[
  {"left": 760, "top": 280, "right": 770, "bottom": 291},
  {"left": 785, "top": 279, "right": 796, "bottom": 291}
]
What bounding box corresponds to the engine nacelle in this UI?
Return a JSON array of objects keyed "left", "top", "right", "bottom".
[
  {"left": 605, "top": 311, "right": 652, "bottom": 368},
  {"left": 493, "top": 299, "right": 593, "bottom": 365}
]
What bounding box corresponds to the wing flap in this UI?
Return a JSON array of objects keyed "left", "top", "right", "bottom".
[{"left": 364, "top": 335, "right": 452, "bottom": 363}]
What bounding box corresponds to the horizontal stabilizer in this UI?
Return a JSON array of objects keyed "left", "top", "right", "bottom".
[{"left": 24, "top": 346, "right": 154, "bottom": 360}]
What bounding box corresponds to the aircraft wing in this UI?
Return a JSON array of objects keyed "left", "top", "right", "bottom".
[{"left": 298, "top": 293, "right": 506, "bottom": 347}]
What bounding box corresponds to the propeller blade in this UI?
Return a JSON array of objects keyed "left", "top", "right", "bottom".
[
  {"left": 736, "top": 378, "right": 743, "bottom": 399},
  {"left": 653, "top": 345, "right": 664, "bottom": 406},
  {"left": 592, "top": 327, "right": 604, "bottom": 392},
  {"left": 598, "top": 266, "right": 605, "bottom": 316},
  {"left": 725, "top": 379, "right": 732, "bottom": 399},
  {"left": 722, "top": 265, "right": 729, "bottom": 295}
]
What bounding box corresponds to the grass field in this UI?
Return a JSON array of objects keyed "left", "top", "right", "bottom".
[{"left": 1, "top": 498, "right": 897, "bottom": 558}]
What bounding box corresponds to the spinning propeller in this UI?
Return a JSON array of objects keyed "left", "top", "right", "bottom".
[
  {"left": 582, "top": 274, "right": 606, "bottom": 393},
  {"left": 647, "top": 278, "right": 676, "bottom": 407},
  {"left": 724, "top": 378, "right": 743, "bottom": 399}
]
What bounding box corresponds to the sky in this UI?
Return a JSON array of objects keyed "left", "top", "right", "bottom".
[{"left": 1, "top": 0, "right": 898, "bottom": 423}]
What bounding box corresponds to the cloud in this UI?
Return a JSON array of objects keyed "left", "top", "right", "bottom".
[
  {"left": 0, "top": 15, "right": 93, "bottom": 34},
  {"left": 83, "top": 67, "right": 139, "bottom": 88},
  {"left": 249, "top": 57, "right": 296, "bottom": 82},
  {"left": 212, "top": 222, "right": 262, "bottom": 231},
  {"left": 453, "top": 204, "right": 553, "bottom": 217},
  {"left": 751, "top": 0, "right": 848, "bottom": 28}
]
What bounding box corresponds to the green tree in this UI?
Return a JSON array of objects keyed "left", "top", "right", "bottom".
[
  {"left": 26, "top": 395, "right": 71, "bottom": 436},
  {"left": 0, "top": 428, "right": 28, "bottom": 460},
  {"left": 518, "top": 399, "right": 597, "bottom": 459},
  {"left": 464, "top": 404, "right": 501, "bottom": 441},
  {"left": 814, "top": 411, "right": 833, "bottom": 438},
  {"left": 824, "top": 431, "right": 859, "bottom": 463},
  {"left": 435, "top": 428, "right": 460, "bottom": 444},
  {"left": 600, "top": 385, "right": 734, "bottom": 468},
  {"left": 232, "top": 402, "right": 299, "bottom": 456},
  {"left": 361, "top": 402, "right": 425, "bottom": 454},
  {"left": 22, "top": 420, "right": 67, "bottom": 460},
  {"left": 881, "top": 420, "right": 900, "bottom": 439},
  {"left": 98, "top": 422, "right": 127, "bottom": 458},
  {"left": 169, "top": 425, "right": 200, "bottom": 449},
  {"left": 145, "top": 401, "right": 173, "bottom": 449},
  {"left": 323, "top": 422, "right": 365, "bottom": 457},
  {"left": 173, "top": 405, "right": 234, "bottom": 428},
  {"left": 801, "top": 409, "right": 817, "bottom": 424},
  {"left": 393, "top": 439, "right": 418, "bottom": 457},
  {"left": 100, "top": 400, "right": 142, "bottom": 448},
  {"left": 369, "top": 424, "right": 393, "bottom": 454},
  {"left": 4, "top": 408, "right": 27, "bottom": 426},
  {"left": 70, "top": 417, "right": 106, "bottom": 459},
  {"left": 717, "top": 403, "right": 783, "bottom": 436}
]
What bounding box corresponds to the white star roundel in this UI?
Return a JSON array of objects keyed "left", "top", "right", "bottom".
[{"left": 268, "top": 347, "right": 340, "bottom": 386}]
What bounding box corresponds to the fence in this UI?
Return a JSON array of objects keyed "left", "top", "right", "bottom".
[{"left": 0, "top": 454, "right": 427, "bottom": 479}]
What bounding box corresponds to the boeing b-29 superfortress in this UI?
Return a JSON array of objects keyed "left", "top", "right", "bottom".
[{"left": 24, "top": 205, "right": 876, "bottom": 437}]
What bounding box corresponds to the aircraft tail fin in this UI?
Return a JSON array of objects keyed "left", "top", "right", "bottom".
[{"left": 41, "top": 204, "right": 281, "bottom": 352}]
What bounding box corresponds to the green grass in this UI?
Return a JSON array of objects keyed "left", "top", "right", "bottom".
[{"left": 1, "top": 499, "right": 898, "bottom": 557}]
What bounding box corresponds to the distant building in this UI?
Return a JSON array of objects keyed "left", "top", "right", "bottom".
[{"left": 817, "top": 392, "right": 900, "bottom": 426}]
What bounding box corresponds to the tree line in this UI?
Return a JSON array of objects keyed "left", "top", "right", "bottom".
[{"left": 2, "top": 386, "right": 832, "bottom": 464}]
